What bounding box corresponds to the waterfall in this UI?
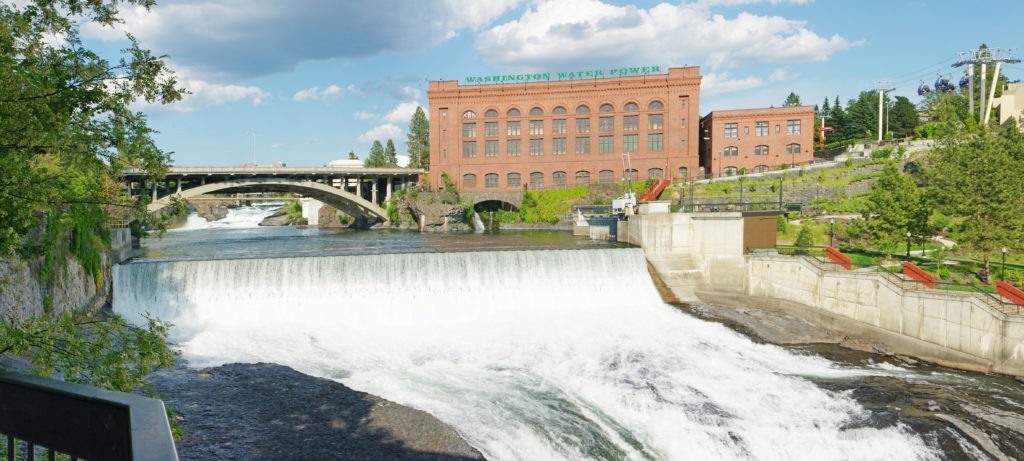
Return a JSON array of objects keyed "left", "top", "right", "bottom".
[
  {"left": 472, "top": 212, "right": 486, "bottom": 233},
  {"left": 114, "top": 249, "right": 936, "bottom": 460},
  {"left": 177, "top": 205, "right": 281, "bottom": 230}
]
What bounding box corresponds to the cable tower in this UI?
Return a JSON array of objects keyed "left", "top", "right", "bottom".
[{"left": 953, "top": 48, "right": 1020, "bottom": 124}]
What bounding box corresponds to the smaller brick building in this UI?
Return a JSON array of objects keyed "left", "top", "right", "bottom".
[{"left": 699, "top": 106, "right": 814, "bottom": 177}]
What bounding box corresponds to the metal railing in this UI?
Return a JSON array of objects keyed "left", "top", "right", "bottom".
[
  {"left": 747, "top": 246, "right": 1024, "bottom": 315},
  {"left": 681, "top": 201, "right": 784, "bottom": 213},
  {"left": 0, "top": 371, "right": 178, "bottom": 461}
]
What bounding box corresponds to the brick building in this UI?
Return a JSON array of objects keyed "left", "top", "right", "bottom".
[
  {"left": 698, "top": 107, "right": 815, "bottom": 177},
  {"left": 426, "top": 67, "right": 702, "bottom": 192}
]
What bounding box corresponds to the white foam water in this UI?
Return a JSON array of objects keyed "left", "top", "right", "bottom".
[
  {"left": 114, "top": 249, "right": 938, "bottom": 460},
  {"left": 177, "top": 204, "right": 282, "bottom": 230}
]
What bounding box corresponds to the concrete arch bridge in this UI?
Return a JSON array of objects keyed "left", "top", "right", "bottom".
[{"left": 123, "top": 166, "right": 423, "bottom": 226}]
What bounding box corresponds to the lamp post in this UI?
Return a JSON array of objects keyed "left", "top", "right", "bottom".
[
  {"left": 829, "top": 218, "right": 835, "bottom": 247},
  {"left": 1003, "top": 247, "right": 1008, "bottom": 282},
  {"left": 906, "top": 231, "right": 912, "bottom": 260}
]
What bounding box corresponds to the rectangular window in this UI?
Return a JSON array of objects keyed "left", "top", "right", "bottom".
[
  {"left": 508, "top": 174, "right": 521, "bottom": 188},
  {"left": 507, "top": 121, "right": 520, "bottom": 136},
  {"left": 463, "top": 141, "right": 476, "bottom": 158},
  {"left": 599, "top": 135, "right": 614, "bottom": 153},
  {"left": 787, "top": 120, "right": 801, "bottom": 135},
  {"left": 463, "top": 123, "right": 476, "bottom": 138},
  {"left": 552, "top": 119, "right": 567, "bottom": 135},
  {"left": 484, "top": 122, "right": 498, "bottom": 137},
  {"left": 529, "top": 138, "right": 543, "bottom": 156},
  {"left": 576, "top": 118, "right": 590, "bottom": 133},
  {"left": 529, "top": 120, "right": 543, "bottom": 135},
  {"left": 575, "top": 137, "right": 590, "bottom": 154},
  {"left": 680, "top": 99, "right": 687, "bottom": 110},
  {"left": 647, "top": 114, "right": 662, "bottom": 130},
  {"left": 648, "top": 134, "right": 663, "bottom": 151},
  {"left": 485, "top": 140, "right": 499, "bottom": 157},
  {"left": 599, "top": 116, "right": 614, "bottom": 132},
  {"left": 755, "top": 121, "right": 768, "bottom": 136},
  {"left": 485, "top": 175, "right": 498, "bottom": 188},
  {"left": 623, "top": 134, "right": 638, "bottom": 152},
  {"left": 678, "top": 117, "right": 685, "bottom": 129},
  {"left": 442, "top": 129, "right": 446, "bottom": 138},
  {"left": 623, "top": 115, "right": 638, "bottom": 131},
  {"left": 775, "top": 124, "right": 781, "bottom": 134},
  {"left": 552, "top": 138, "right": 567, "bottom": 155},
  {"left": 680, "top": 140, "right": 686, "bottom": 151},
  {"left": 507, "top": 139, "right": 521, "bottom": 157},
  {"left": 724, "top": 123, "right": 738, "bottom": 138},
  {"left": 744, "top": 126, "right": 749, "bottom": 136}
]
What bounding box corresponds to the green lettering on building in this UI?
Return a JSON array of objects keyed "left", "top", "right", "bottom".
[{"left": 464, "top": 65, "right": 662, "bottom": 84}]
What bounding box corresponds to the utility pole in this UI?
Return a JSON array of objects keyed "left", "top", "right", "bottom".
[
  {"left": 870, "top": 81, "right": 894, "bottom": 142},
  {"left": 953, "top": 48, "right": 1019, "bottom": 123}
]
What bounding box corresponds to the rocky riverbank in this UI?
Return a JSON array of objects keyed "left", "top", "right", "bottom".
[
  {"left": 148, "top": 362, "right": 485, "bottom": 461},
  {"left": 678, "top": 302, "right": 1024, "bottom": 460}
]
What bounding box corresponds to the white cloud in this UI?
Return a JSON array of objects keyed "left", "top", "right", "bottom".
[
  {"left": 354, "top": 111, "right": 378, "bottom": 120},
  {"left": 474, "top": 0, "right": 860, "bottom": 72},
  {"left": 81, "top": 1, "right": 524, "bottom": 81},
  {"left": 701, "top": 72, "right": 765, "bottom": 96},
  {"left": 292, "top": 84, "right": 345, "bottom": 102},
  {"left": 381, "top": 102, "right": 423, "bottom": 124},
  {"left": 768, "top": 68, "right": 798, "bottom": 82},
  {"left": 357, "top": 123, "right": 403, "bottom": 142},
  {"left": 399, "top": 86, "right": 422, "bottom": 100},
  {"left": 271, "top": 142, "right": 285, "bottom": 148},
  {"left": 347, "top": 84, "right": 363, "bottom": 95},
  {"left": 396, "top": 154, "right": 410, "bottom": 167},
  {"left": 167, "top": 79, "right": 269, "bottom": 112},
  {"left": 698, "top": 0, "right": 814, "bottom": 5}
]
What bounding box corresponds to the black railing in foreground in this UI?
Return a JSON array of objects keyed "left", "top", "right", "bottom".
[
  {"left": 0, "top": 371, "right": 178, "bottom": 461},
  {"left": 747, "top": 246, "right": 1024, "bottom": 315},
  {"left": 681, "top": 201, "right": 784, "bottom": 213}
]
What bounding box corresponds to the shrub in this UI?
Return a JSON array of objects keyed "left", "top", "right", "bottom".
[
  {"left": 794, "top": 226, "right": 813, "bottom": 248},
  {"left": 845, "top": 158, "right": 855, "bottom": 168},
  {"left": 871, "top": 147, "right": 893, "bottom": 159},
  {"left": 776, "top": 214, "right": 788, "bottom": 234}
]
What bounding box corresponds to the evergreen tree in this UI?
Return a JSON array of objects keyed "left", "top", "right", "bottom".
[
  {"left": 863, "top": 162, "right": 931, "bottom": 251},
  {"left": 845, "top": 91, "right": 883, "bottom": 140},
  {"left": 794, "top": 226, "right": 813, "bottom": 248},
  {"left": 406, "top": 106, "right": 430, "bottom": 170},
  {"left": 383, "top": 139, "right": 398, "bottom": 165},
  {"left": 347, "top": 150, "right": 358, "bottom": 160},
  {"left": 830, "top": 96, "right": 847, "bottom": 141},
  {"left": 889, "top": 96, "right": 920, "bottom": 138},
  {"left": 783, "top": 92, "right": 801, "bottom": 107},
  {"left": 364, "top": 140, "right": 385, "bottom": 167},
  {"left": 821, "top": 98, "right": 831, "bottom": 118}
]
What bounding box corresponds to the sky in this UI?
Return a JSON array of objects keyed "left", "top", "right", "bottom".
[{"left": 69, "top": 0, "right": 1024, "bottom": 167}]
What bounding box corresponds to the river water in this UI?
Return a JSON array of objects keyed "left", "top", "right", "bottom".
[{"left": 114, "top": 208, "right": 1024, "bottom": 460}]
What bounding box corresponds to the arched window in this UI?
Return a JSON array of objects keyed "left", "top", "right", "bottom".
[
  {"left": 575, "top": 170, "right": 590, "bottom": 186},
  {"left": 485, "top": 173, "right": 499, "bottom": 188},
  {"left": 507, "top": 108, "right": 521, "bottom": 117},
  {"left": 755, "top": 145, "right": 769, "bottom": 156},
  {"left": 625, "top": 169, "right": 638, "bottom": 182},
  {"left": 529, "top": 107, "right": 544, "bottom": 116},
  {"left": 647, "top": 168, "right": 663, "bottom": 180},
  {"left": 753, "top": 165, "right": 769, "bottom": 173},
  {"left": 648, "top": 101, "right": 664, "bottom": 110},
  {"left": 552, "top": 171, "right": 567, "bottom": 187},
  {"left": 552, "top": 106, "right": 567, "bottom": 114},
  {"left": 462, "top": 110, "right": 476, "bottom": 119},
  {"left": 787, "top": 143, "right": 801, "bottom": 154},
  {"left": 599, "top": 170, "right": 614, "bottom": 184},
  {"left": 723, "top": 146, "right": 738, "bottom": 157},
  {"left": 624, "top": 102, "right": 639, "bottom": 111},
  {"left": 723, "top": 167, "right": 738, "bottom": 176},
  {"left": 678, "top": 167, "right": 688, "bottom": 179},
  {"left": 599, "top": 103, "right": 614, "bottom": 113},
  {"left": 575, "top": 105, "right": 590, "bottom": 114},
  {"left": 529, "top": 172, "right": 544, "bottom": 189},
  {"left": 484, "top": 109, "right": 498, "bottom": 118},
  {"left": 507, "top": 172, "right": 521, "bottom": 188},
  {"left": 463, "top": 174, "right": 477, "bottom": 189}
]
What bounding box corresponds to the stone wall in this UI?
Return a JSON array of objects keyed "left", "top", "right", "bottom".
[{"left": 0, "top": 251, "right": 110, "bottom": 324}]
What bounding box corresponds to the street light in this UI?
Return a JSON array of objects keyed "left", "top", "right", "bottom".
[
  {"left": 1003, "top": 247, "right": 1008, "bottom": 282},
  {"left": 829, "top": 218, "right": 835, "bottom": 247},
  {"left": 906, "top": 231, "right": 912, "bottom": 260}
]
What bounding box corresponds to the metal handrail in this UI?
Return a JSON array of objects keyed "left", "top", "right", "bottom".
[
  {"left": 0, "top": 371, "right": 178, "bottom": 461},
  {"left": 747, "top": 246, "right": 1023, "bottom": 314}
]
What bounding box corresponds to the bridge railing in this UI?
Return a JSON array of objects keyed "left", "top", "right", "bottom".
[{"left": 0, "top": 371, "right": 178, "bottom": 461}]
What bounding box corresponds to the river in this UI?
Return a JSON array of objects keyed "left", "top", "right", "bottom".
[{"left": 114, "top": 208, "right": 1024, "bottom": 460}]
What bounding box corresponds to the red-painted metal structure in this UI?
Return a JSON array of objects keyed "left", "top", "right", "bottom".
[
  {"left": 825, "top": 247, "right": 853, "bottom": 270},
  {"left": 639, "top": 179, "right": 670, "bottom": 202},
  {"left": 902, "top": 262, "right": 936, "bottom": 289},
  {"left": 996, "top": 281, "right": 1024, "bottom": 305}
]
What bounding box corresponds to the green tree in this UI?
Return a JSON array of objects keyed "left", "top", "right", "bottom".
[
  {"left": 830, "top": 96, "right": 848, "bottom": 141},
  {"left": 364, "top": 140, "right": 385, "bottom": 167},
  {"left": 845, "top": 91, "right": 883, "bottom": 141},
  {"left": 0, "top": 0, "right": 183, "bottom": 257},
  {"left": 783, "top": 92, "right": 801, "bottom": 107},
  {"left": 383, "top": 139, "right": 398, "bottom": 165},
  {"left": 347, "top": 150, "right": 358, "bottom": 160},
  {"left": 889, "top": 96, "right": 919, "bottom": 138},
  {"left": 406, "top": 106, "right": 429, "bottom": 170},
  {"left": 863, "top": 162, "right": 931, "bottom": 251},
  {"left": 794, "top": 226, "right": 813, "bottom": 248}
]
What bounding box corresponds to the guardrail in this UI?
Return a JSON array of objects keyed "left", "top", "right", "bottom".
[
  {"left": 747, "top": 246, "right": 1024, "bottom": 315},
  {"left": 680, "top": 201, "right": 784, "bottom": 213},
  {"left": 0, "top": 371, "right": 178, "bottom": 461}
]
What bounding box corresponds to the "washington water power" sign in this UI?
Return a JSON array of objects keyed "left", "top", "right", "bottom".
[{"left": 465, "top": 66, "right": 663, "bottom": 84}]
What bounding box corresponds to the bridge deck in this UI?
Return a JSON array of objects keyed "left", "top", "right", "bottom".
[{"left": 122, "top": 166, "right": 423, "bottom": 177}]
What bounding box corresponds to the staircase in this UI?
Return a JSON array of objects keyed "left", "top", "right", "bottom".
[{"left": 638, "top": 179, "right": 670, "bottom": 202}]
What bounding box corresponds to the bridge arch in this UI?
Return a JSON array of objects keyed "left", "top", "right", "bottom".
[{"left": 147, "top": 178, "right": 388, "bottom": 225}]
